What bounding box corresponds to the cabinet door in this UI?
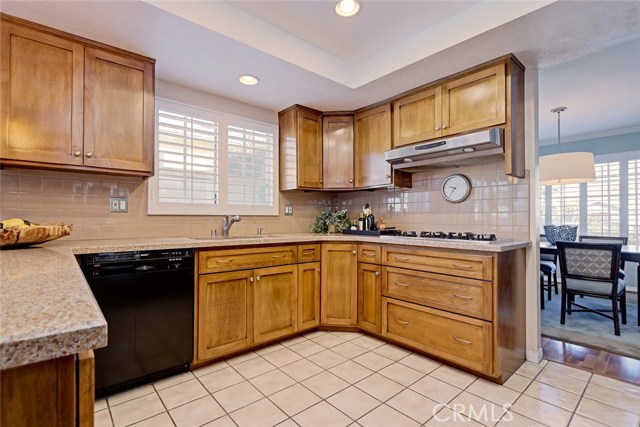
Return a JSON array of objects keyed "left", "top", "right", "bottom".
[
  {"left": 441, "top": 63, "right": 506, "bottom": 136},
  {"left": 254, "top": 265, "right": 298, "bottom": 343},
  {"left": 297, "top": 109, "right": 323, "bottom": 188},
  {"left": 0, "top": 22, "right": 84, "bottom": 166},
  {"left": 357, "top": 263, "right": 381, "bottom": 334},
  {"left": 393, "top": 87, "right": 441, "bottom": 147},
  {"left": 321, "top": 243, "right": 358, "bottom": 326},
  {"left": 197, "top": 271, "right": 253, "bottom": 361},
  {"left": 354, "top": 104, "right": 392, "bottom": 188},
  {"left": 322, "top": 115, "right": 354, "bottom": 189},
  {"left": 298, "top": 262, "right": 320, "bottom": 331},
  {"left": 84, "top": 47, "right": 154, "bottom": 173}
]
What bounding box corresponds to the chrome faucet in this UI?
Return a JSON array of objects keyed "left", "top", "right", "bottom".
[{"left": 221, "top": 215, "right": 241, "bottom": 237}]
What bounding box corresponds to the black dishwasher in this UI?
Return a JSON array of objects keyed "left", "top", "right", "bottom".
[{"left": 81, "top": 249, "right": 194, "bottom": 398}]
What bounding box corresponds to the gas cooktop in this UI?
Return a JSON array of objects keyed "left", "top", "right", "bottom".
[{"left": 381, "top": 230, "right": 499, "bottom": 242}]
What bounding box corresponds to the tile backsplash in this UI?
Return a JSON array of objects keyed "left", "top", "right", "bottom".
[{"left": 0, "top": 161, "right": 529, "bottom": 241}]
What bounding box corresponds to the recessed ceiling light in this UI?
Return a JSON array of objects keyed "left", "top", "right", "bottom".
[
  {"left": 238, "top": 75, "right": 260, "bottom": 86},
  {"left": 335, "top": 0, "right": 360, "bottom": 17}
]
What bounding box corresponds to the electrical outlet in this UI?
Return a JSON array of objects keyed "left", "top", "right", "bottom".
[
  {"left": 109, "top": 197, "right": 128, "bottom": 213},
  {"left": 284, "top": 204, "right": 294, "bottom": 215}
]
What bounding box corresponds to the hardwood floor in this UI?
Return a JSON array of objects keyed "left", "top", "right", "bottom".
[{"left": 542, "top": 336, "right": 640, "bottom": 386}]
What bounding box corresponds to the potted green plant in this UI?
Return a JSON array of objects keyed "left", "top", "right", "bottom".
[{"left": 309, "top": 208, "right": 351, "bottom": 233}]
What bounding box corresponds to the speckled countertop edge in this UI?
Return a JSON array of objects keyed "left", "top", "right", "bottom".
[{"left": 0, "top": 233, "right": 530, "bottom": 370}]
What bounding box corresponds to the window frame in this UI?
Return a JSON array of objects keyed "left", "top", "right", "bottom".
[{"left": 148, "top": 98, "right": 279, "bottom": 216}]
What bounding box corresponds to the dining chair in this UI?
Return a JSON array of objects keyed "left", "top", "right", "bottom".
[
  {"left": 557, "top": 241, "right": 626, "bottom": 336},
  {"left": 579, "top": 235, "right": 628, "bottom": 279},
  {"left": 539, "top": 234, "right": 558, "bottom": 301}
]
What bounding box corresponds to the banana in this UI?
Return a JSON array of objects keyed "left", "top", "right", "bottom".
[{"left": 0, "top": 218, "right": 33, "bottom": 229}]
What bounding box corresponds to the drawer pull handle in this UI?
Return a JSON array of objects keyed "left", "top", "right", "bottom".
[
  {"left": 393, "top": 282, "right": 410, "bottom": 288},
  {"left": 216, "top": 259, "right": 233, "bottom": 264},
  {"left": 453, "top": 294, "right": 473, "bottom": 300},
  {"left": 452, "top": 263, "right": 473, "bottom": 269},
  {"left": 394, "top": 256, "right": 410, "bottom": 261},
  {"left": 302, "top": 250, "right": 315, "bottom": 255},
  {"left": 363, "top": 251, "right": 376, "bottom": 257},
  {"left": 272, "top": 255, "right": 285, "bottom": 259},
  {"left": 394, "top": 318, "right": 409, "bottom": 326},
  {"left": 453, "top": 336, "right": 473, "bottom": 345}
]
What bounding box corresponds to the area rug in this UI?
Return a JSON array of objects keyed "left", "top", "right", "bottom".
[{"left": 540, "top": 293, "right": 640, "bottom": 359}]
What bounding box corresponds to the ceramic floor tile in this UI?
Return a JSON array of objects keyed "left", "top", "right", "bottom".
[
  {"left": 424, "top": 406, "right": 484, "bottom": 426},
  {"left": 109, "top": 393, "right": 166, "bottom": 427},
  {"left": 378, "top": 362, "right": 424, "bottom": 387},
  {"left": 327, "top": 386, "right": 381, "bottom": 420},
  {"left": 372, "top": 343, "right": 411, "bottom": 361},
  {"left": 276, "top": 420, "right": 300, "bottom": 427},
  {"left": 535, "top": 370, "right": 588, "bottom": 395},
  {"left": 410, "top": 375, "right": 462, "bottom": 404},
  {"left": 249, "top": 369, "right": 296, "bottom": 396},
  {"left": 467, "top": 379, "right": 521, "bottom": 407},
  {"left": 514, "top": 361, "right": 546, "bottom": 379},
  {"left": 355, "top": 373, "right": 405, "bottom": 402},
  {"left": 192, "top": 361, "right": 229, "bottom": 378},
  {"left": 352, "top": 351, "right": 394, "bottom": 371},
  {"left": 154, "top": 371, "right": 195, "bottom": 391},
  {"left": 568, "top": 414, "right": 610, "bottom": 427},
  {"left": 95, "top": 399, "right": 108, "bottom": 412},
  {"left": 584, "top": 382, "right": 640, "bottom": 414},
  {"left": 270, "top": 383, "right": 322, "bottom": 416},
  {"left": 168, "top": 395, "right": 225, "bottom": 427},
  {"left": 233, "top": 356, "right": 277, "bottom": 379},
  {"left": 350, "top": 335, "right": 386, "bottom": 350},
  {"left": 502, "top": 374, "right": 533, "bottom": 393},
  {"left": 495, "top": 412, "right": 547, "bottom": 427},
  {"left": 331, "top": 341, "right": 369, "bottom": 359},
  {"left": 311, "top": 333, "right": 347, "bottom": 348},
  {"left": 303, "top": 330, "right": 328, "bottom": 339},
  {"left": 330, "top": 331, "right": 363, "bottom": 341},
  {"left": 589, "top": 374, "right": 640, "bottom": 396},
  {"left": 386, "top": 388, "right": 440, "bottom": 424},
  {"left": 449, "top": 391, "right": 508, "bottom": 427},
  {"left": 229, "top": 398, "right": 288, "bottom": 427},
  {"left": 212, "top": 381, "right": 264, "bottom": 413},
  {"left": 543, "top": 361, "right": 592, "bottom": 382},
  {"left": 226, "top": 351, "right": 259, "bottom": 366},
  {"left": 293, "top": 401, "right": 352, "bottom": 427},
  {"left": 198, "top": 366, "right": 245, "bottom": 393},
  {"left": 288, "top": 340, "right": 326, "bottom": 357},
  {"left": 302, "top": 371, "right": 350, "bottom": 398},
  {"left": 307, "top": 349, "right": 348, "bottom": 369},
  {"left": 107, "top": 384, "right": 156, "bottom": 406},
  {"left": 397, "top": 353, "right": 441, "bottom": 374},
  {"left": 129, "top": 412, "right": 175, "bottom": 427},
  {"left": 255, "top": 343, "right": 287, "bottom": 356},
  {"left": 329, "top": 360, "right": 374, "bottom": 384},
  {"left": 262, "top": 347, "right": 303, "bottom": 367},
  {"left": 358, "top": 404, "right": 420, "bottom": 427},
  {"left": 279, "top": 358, "right": 324, "bottom": 381},
  {"left": 429, "top": 365, "right": 477, "bottom": 389},
  {"left": 523, "top": 381, "right": 581, "bottom": 412},
  {"left": 95, "top": 409, "right": 113, "bottom": 427},
  {"left": 201, "top": 415, "right": 237, "bottom": 427},
  {"left": 157, "top": 378, "right": 208, "bottom": 410},
  {"left": 575, "top": 397, "right": 640, "bottom": 427},
  {"left": 510, "top": 395, "right": 572, "bottom": 427}
]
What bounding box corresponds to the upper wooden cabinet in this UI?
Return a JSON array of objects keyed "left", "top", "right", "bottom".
[
  {"left": 0, "top": 14, "right": 155, "bottom": 177},
  {"left": 322, "top": 114, "right": 354, "bottom": 189},
  {"left": 393, "top": 87, "right": 441, "bottom": 147},
  {"left": 279, "top": 105, "right": 323, "bottom": 190}
]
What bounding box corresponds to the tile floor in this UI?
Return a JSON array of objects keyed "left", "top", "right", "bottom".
[{"left": 94, "top": 331, "right": 640, "bottom": 427}]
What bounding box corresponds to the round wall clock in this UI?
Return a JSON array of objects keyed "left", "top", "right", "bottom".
[{"left": 441, "top": 174, "right": 472, "bottom": 203}]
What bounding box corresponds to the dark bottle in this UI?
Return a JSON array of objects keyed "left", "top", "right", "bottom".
[{"left": 366, "top": 210, "right": 376, "bottom": 231}]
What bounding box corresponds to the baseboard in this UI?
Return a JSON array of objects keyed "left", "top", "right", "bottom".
[{"left": 526, "top": 348, "right": 544, "bottom": 363}]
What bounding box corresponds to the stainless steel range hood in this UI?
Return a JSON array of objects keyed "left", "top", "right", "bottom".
[{"left": 385, "top": 128, "right": 505, "bottom": 172}]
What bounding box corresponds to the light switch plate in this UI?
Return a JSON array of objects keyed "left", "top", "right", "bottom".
[
  {"left": 284, "top": 204, "right": 293, "bottom": 215},
  {"left": 110, "top": 197, "right": 128, "bottom": 213}
]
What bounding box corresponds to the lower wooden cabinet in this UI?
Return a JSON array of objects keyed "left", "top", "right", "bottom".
[
  {"left": 253, "top": 265, "right": 297, "bottom": 344},
  {"left": 321, "top": 243, "right": 358, "bottom": 326},
  {"left": 298, "top": 262, "right": 321, "bottom": 331},
  {"left": 357, "top": 263, "right": 381, "bottom": 333}
]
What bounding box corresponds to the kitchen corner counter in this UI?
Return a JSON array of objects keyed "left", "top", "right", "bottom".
[{"left": 0, "top": 233, "right": 530, "bottom": 370}]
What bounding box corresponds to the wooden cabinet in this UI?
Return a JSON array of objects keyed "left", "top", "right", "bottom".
[
  {"left": 253, "top": 265, "right": 297, "bottom": 343},
  {"left": 357, "top": 262, "right": 381, "bottom": 333},
  {"left": 0, "top": 14, "right": 155, "bottom": 176},
  {"left": 298, "top": 262, "right": 320, "bottom": 331},
  {"left": 321, "top": 243, "right": 358, "bottom": 326},
  {"left": 322, "top": 114, "right": 354, "bottom": 189},
  {"left": 393, "top": 87, "right": 441, "bottom": 147},
  {"left": 199, "top": 246, "right": 297, "bottom": 275},
  {"left": 279, "top": 105, "right": 323, "bottom": 190}
]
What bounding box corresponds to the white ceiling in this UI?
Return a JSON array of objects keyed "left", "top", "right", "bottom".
[{"left": 2, "top": 0, "right": 640, "bottom": 141}]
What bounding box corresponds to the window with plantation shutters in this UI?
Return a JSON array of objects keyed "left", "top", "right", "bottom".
[
  {"left": 630, "top": 159, "right": 640, "bottom": 245},
  {"left": 587, "top": 161, "right": 620, "bottom": 236},
  {"left": 148, "top": 99, "right": 278, "bottom": 215}
]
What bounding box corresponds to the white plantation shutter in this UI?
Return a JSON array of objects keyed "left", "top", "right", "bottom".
[
  {"left": 587, "top": 161, "right": 620, "bottom": 235},
  {"left": 149, "top": 99, "right": 278, "bottom": 215},
  {"left": 629, "top": 159, "right": 640, "bottom": 245},
  {"left": 550, "top": 183, "right": 580, "bottom": 226}
]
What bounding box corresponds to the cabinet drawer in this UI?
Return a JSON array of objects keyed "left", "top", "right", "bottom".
[
  {"left": 298, "top": 244, "right": 320, "bottom": 263},
  {"left": 382, "top": 298, "right": 492, "bottom": 373},
  {"left": 383, "top": 247, "right": 493, "bottom": 281},
  {"left": 358, "top": 244, "right": 381, "bottom": 264},
  {"left": 199, "top": 246, "right": 297, "bottom": 274},
  {"left": 383, "top": 267, "right": 492, "bottom": 320}
]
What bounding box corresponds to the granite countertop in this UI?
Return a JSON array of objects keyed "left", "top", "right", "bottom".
[{"left": 0, "top": 233, "right": 530, "bottom": 370}]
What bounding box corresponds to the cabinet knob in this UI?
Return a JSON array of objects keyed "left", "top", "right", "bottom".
[
  {"left": 256, "top": 276, "right": 261, "bottom": 281},
  {"left": 85, "top": 152, "right": 93, "bottom": 158},
  {"left": 375, "top": 272, "right": 380, "bottom": 276},
  {"left": 442, "top": 125, "right": 448, "bottom": 129},
  {"left": 435, "top": 126, "right": 440, "bottom": 131},
  {"left": 73, "top": 150, "right": 82, "bottom": 157},
  {"left": 349, "top": 179, "right": 353, "bottom": 183},
  {"left": 319, "top": 179, "right": 323, "bottom": 183},
  {"left": 250, "top": 277, "right": 254, "bottom": 283},
  {"left": 352, "top": 250, "right": 356, "bottom": 255},
  {"left": 316, "top": 268, "right": 320, "bottom": 272}
]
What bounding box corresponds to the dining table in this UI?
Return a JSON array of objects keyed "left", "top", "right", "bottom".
[{"left": 540, "top": 241, "right": 640, "bottom": 326}]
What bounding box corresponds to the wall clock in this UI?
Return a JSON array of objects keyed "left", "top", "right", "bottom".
[{"left": 441, "top": 174, "right": 472, "bottom": 203}]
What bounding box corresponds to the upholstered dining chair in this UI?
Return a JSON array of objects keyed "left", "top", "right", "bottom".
[
  {"left": 579, "top": 235, "right": 628, "bottom": 279},
  {"left": 557, "top": 241, "right": 626, "bottom": 336},
  {"left": 539, "top": 234, "right": 558, "bottom": 301}
]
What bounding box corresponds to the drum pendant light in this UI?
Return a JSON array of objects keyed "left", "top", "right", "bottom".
[{"left": 539, "top": 107, "right": 595, "bottom": 186}]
